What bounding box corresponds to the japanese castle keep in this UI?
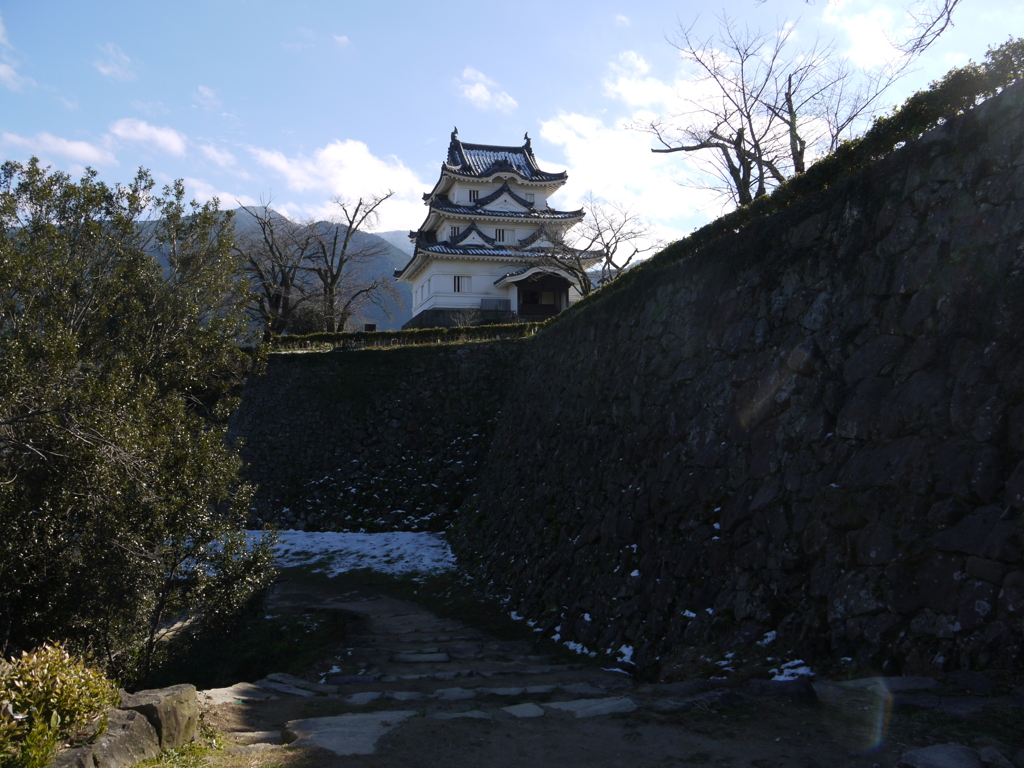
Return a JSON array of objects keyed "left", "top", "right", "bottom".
[{"left": 395, "top": 129, "right": 593, "bottom": 329}]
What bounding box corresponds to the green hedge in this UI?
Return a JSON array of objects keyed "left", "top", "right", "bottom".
[
  {"left": 272, "top": 321, "right": 543, "bottom": 350},
  {"left": 562, "top": 37, "right": 1024, "bottom": 317}
]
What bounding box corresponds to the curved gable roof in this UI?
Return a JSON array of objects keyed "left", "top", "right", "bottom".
[{"left": 443, "top": 130, "right": 567, "bottom": 182}]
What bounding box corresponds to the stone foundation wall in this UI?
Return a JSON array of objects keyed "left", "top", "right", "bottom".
[
  {"left": 228, "top": 342, "right": 521, "bottom": 530},
  {"left": 452, "top": 82, "right": 1024, "bottom": 676}
]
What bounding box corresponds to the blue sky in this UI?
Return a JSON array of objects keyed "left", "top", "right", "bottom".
[{"left": 2, "top": 0, "right": 1020, "bottom": 245}]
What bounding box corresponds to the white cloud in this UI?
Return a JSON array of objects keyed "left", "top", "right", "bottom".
[
  {"left": 603, "top": 51, "right": 681, "bottom": 107},
  {"left": 0, "top": 13, "right": 34, "bottom": 91},
  {"left": 131, "top": 99, "right": 168, "bottom": 115},
  {"left": 109, "top": 118, "right": 187, "bottom": 156},
  {"left": 182, "top": 177, "right": 259, "bottom": 209},
  {"left": 2, "top": 131, "right": 118, "bottom": 165},
  {"left": 540, "top": 111, "right": 723, "bottom": 248},
  {"left": 333, "top": 34, "right": 351, "bottom": 46},
  {"left": 194, "top": 85, "right": 220, "bottom": 108},
  {"left": 93, "top": 43, "right": 136, "bottom": 81},
  {"left": 0, "top": 62, "right": 26, "bottom": 90},
  {"left": 822, "top": 0, "right": 905, "bottom": 69},
  {"left": 457, "top": 67, "right": 518, "bottom": 113},
  {"left": 248, "top": 139, "right": 426, "bottom": 231},
  {"left": 200, "top": 144, "right": 236, "bottom": 168},
  {"left": 615, "top": 14, "right": 631, "bottom": 27}
]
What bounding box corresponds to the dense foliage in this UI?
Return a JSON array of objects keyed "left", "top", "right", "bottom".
[
  {"left": 569, "top": 37, "right": 1024, "bottom": 314},
  {"left": 0, "top": 160, "right": 277, "bottom": 681},
  {"left": 272, "top": 321, "right": 542, "bottom": 350},
  {"left": 0, "top": 644, "right": 118, "bottom": 768}
]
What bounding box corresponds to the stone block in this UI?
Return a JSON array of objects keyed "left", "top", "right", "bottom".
[
  {"left": 50, "top": 746, "right": 94, "bottom": 768},
  {"left": 120, "top": 684, "right": 199, "bottom": 750},
  {"left": 91, "top": 709, "right": 161, "bottom": 768}
]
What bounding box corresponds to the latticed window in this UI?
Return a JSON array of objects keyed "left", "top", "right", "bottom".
[
  {"left": 450, "top": 225, "right": 460, "bottom": 239},
  {"left": 495, "top": 229, "right": 506, "bottom": 243},
  {"left": 469, "top": 190, "right": 479, "bottom": 202},
  {"left": 454, "top": 275, "right": 471, "bottom": 292}
]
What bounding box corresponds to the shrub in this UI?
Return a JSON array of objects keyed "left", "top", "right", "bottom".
[{"left": 0, "top": 644, "right": 118, "bottom": 768}]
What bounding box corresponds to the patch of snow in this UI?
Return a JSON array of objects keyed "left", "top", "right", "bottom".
[
  {"left": 252, "top": 530, "right": 456, "bottom": 576},
  {"left": 682, "top": 610, "right": 697, "bottom": 618},
  {"left": 510, "top": 611, "right": 524, "bottom": 621},
  {"left": 563, "top": 640, "right": 597, "bottom": 658},
  {"left": 616, "top": 644, "right": 634, "bottom": 664},
  {"left": 770, "top": 659, "right": 815, "bottom": 681},
  {"left": 756, "top": 631, "right": 777, "bottom": 646},
  {"left": 583, "top": 613, "right": 592, "bottom": 622},
  {"left": 629, "top": 569, "right": 641, "bottom": 577}
]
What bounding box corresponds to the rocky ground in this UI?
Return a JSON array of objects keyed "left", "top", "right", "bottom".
[{"left": 173, "top": 565, "right": 1024, "bottom": 768}]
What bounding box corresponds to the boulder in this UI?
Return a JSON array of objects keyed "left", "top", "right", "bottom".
[
  {"left": 91, "top": 709, "right": 161, "bottom": 768},
  {"left": 120, "top": 684, "right": 199, "bottom": 750}
]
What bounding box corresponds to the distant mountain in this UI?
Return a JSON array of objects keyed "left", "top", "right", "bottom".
[
  {"left": 376, "top": 230, "right": 415, "bottom": 257},
  {"left": 228, "top": 208, "right": 413, "bottom": 331}
]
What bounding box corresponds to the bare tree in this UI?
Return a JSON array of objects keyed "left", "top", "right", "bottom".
[
  {"left": 305, "top": 192, "right": 401, "bottom": 333},
  {"left": 524, "top": 194, "right": 659, "bottom": 296},
  {"left": 897, "top": 0, "right": 961, "bottom": 55},
  {"left": 636, "top": 15, "right": 906, "bottom": 206},
  {"left": 234, "top": 202, "right": 316, "bottom": 340}
]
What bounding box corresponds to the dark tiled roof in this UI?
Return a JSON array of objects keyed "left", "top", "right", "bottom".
[
  {"left": 430, "top": 193, "right": 582, "bottom": 221},
  {"left": 421, "top": 242, "right": 548, "bottom": 257},
  {"left": 444, "top": 131, "right": 567, "bottom": 182},
  {"left": 449, "top": 221, "right": 496, "bottom": 247},
  {"left": 476, "top": 180, "right": 534, "bottom": 208}
]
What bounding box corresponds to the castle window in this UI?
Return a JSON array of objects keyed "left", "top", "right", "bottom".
[
  {"left": 495, "top": 229, "right": 506, "bottom": 243},
  {"left": 450, "top": 225, "right": 460, "bottom": 239},
  {"left": 469, "top": 190, "right": 479, "bottom": 202},
  {"left": 454, "top": 275, "right": 471, "bottom": 292},
  {"left": 525, "top": 192, "right": 535, "bottom": 204}
]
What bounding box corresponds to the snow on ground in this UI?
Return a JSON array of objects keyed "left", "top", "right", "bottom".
[{"left": 250, "top": 529, "right": 457, "bottom": 576}]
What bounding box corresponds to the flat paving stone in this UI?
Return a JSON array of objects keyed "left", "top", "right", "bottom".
[
  {"left": 265, "top": 672, "right": 338, "bottom": 694},
  {"left": 562, "top": 682, "right": 605, "bottom": 695},
  {"left": 284, "top": 711, "right": 417, "bottom": 756},
  {"left": 390, "top": 652, "right": 450, "bottom": 663},
  {"left": 546, "top": 697, "right": 638, "bottom": 718},
  {"left": 386, "top": 691, "right": 426, "bottom": 701},
  {"left": 502, "top": 702, "right": 545, "bottom": 718},
  {"left": 433, "top": 687, "right": 477, "bottom": 700},
  {"left": 256, "top": 679, "right": 317, "bottom": 697},
  {"left": 201, "top": 683, "right": 277, "bottom": 706},
  {"left": 345, "top": 691, "right": 383, "bottom": 705},
  {"left": 430, "top": 710, "right": 492, "bottom": 720},
  {"left": 227, "top": 731, "right": 281, "bottom": 744}
]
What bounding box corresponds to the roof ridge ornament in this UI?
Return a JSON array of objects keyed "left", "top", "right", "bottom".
[{"left": 523, "top": 132, "right": 531, "bottom": 150}]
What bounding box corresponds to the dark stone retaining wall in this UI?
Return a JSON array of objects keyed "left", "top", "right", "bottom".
[
  {"left": 451, "top": 82, "right": 1024, "bottom": 677},
  {"left": 229, "top": 342, "right": 521, "bottom": 530}
]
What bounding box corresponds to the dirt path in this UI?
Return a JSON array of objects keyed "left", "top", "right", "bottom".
[{"left": 188, "top": 570, "right": 1023, "bottom": 768}]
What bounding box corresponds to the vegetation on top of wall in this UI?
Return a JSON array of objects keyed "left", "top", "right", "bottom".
[
  {"left": 559, "top": 37, "right": 1024, "bottom": 320},
  {"left": 271, "top": 321, "right": 543, "bottom": 350}
]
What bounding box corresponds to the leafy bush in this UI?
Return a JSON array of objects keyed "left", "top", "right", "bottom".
[
  {"left": 0, "top": 161, "right": 278, "bottom": 682},
  {"left": 0, "top": 644, "right": 118, "bottom": 768}
]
